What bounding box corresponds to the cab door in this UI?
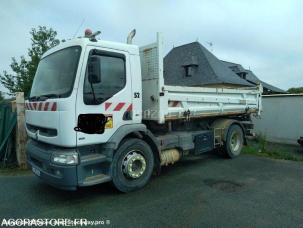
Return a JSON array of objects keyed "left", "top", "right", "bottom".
[{"left": 75, "top": 45, "right": 133, "bottom": 146}]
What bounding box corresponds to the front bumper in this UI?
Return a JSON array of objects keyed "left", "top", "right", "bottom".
[{"left": 27, "top": 140, "right": 112, "bottom": 190}]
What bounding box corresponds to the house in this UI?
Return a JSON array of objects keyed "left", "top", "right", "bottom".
[
  {"left": 164, "top": 42, "right": 252, "bottom": 88},
  {"left": 222, "top": 61, "right": 285, "bottom": 94},
  {"left": 164, "top": 42, "right": 285, "bottom": 94}
]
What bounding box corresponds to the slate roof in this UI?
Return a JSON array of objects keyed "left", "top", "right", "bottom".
[
  {"left": 222, "top": 61, "right": 285, "bottom": 93},
  {"left": 164, "top": 42, "right": 253, "bottom": 87}
]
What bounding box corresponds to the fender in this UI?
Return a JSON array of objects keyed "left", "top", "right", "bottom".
[
  {"left": 106, "top": 124, "right": 160, "bottom": 152},
  {"left": 105, "top": 123, "right": 161, "bottom": 173},
  {"left": 107, "top": 124, "right": 147, "bottom": 149}
]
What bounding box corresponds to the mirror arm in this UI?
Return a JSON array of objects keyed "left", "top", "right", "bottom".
[{"left": 90, "top": 82, "right": 97, "bottom": 104}]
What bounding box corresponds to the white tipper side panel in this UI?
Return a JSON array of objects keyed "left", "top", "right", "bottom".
[
  {"left": 140, "top": 33, "right": 166, "bottom": 123},
  {"left": 139, "top": 33, "right": 262, "bottom": 123},
  {"left": 164, "top": 85, "right": 263, "bottom": 120}
]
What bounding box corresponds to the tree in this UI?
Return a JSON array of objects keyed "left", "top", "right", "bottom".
[
  {"left": 287, "top": 87, "right": 303, "bottom": 94},
  {"left": 0, "top": 26, "right": 59, "bottom": 96},
  {"left": 0, "top": 91, "right": 4, "bottom": 102}
]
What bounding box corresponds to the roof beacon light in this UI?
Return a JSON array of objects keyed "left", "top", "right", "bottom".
[
  {"left": 84, "top": 29, "right": 101, "bottom": 42},
  {"left": 84, "top": 28, "right": 93, "bottom": 37}
]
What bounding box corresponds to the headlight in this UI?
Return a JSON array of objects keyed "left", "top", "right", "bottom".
[{"left": 51, "top": 152, "right": 78, "bottom": 165}]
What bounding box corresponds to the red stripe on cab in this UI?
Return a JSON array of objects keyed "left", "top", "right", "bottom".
[
  {"left": 126, "top": 104, "right": 133, "bottom": 112},
  {"left": 51, "top": 102, "right": 57, "bottom": 111},
  {"left": 44, "top": 102, "right": 49, "bottom": 111},
  {"left": 113, "top": 102, "right": 125, "bottom": 111},
  {"left": 105, "top": 102, "right": 112, "bottom": 111},
  {"left": 38, "top": 102, "right": 43, "bottom": 111}
]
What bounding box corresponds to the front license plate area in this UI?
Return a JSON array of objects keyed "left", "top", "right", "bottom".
[{"left": 32, "top": 167, "right": 41, "bottom": 176}]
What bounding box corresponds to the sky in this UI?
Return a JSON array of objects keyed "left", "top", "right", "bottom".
[{"left": 0, "top": 0, "right": 302, "bottom": 94}]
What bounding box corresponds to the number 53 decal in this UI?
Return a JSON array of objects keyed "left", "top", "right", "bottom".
[{"left": 134, "top": 92, "right": 140, "bottom": 98}]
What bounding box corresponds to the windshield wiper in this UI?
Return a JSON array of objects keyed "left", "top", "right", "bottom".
[
  {"left": 29, "top": 96, "right": 39, "bottom": 101},
  {"left": 41, "top": 93, "right": 60, "bottom": 99},
  {"left": 29, "top": 94, "right": 60, "bottom": 101}
]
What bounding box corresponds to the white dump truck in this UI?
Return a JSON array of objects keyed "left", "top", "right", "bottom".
[{"left": 26, "top": 30, "right": 262, "bottom": 192}]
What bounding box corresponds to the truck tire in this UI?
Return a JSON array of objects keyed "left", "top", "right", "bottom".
[
  {"left": 224, "top": 124, "right": 244, "bottom": 158},
  {"left": 111, "top": 138, "right": 154, "bottom": 192}
]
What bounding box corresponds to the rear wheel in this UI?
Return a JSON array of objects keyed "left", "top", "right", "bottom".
[
  {"left": 111, "top": 138, "right": 154, "bottom": 192},
  {"left": 224, "top": 124, "right": 244, "bottom": 158}
]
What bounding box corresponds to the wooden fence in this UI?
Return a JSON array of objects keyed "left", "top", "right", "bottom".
[{"left": 16, "top": 92, "right": 27, "bottom": 168}]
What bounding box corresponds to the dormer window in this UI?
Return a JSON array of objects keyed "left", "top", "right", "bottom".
[
  {"left": 183, "top": 56, "right": 198, "bottom": 77},
  {"left": 236, "top": 72, "right": 247, "bottom": 80},
  {"left": 185, "top": 65, "right": 195, "bottom": 77}
]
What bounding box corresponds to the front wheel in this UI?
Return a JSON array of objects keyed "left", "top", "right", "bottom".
[
  {"left": 111, "top": 138, "right": 154, "bottom": 192},
  {"left": 224, "top": 124, "right": 244, "bottom": 158}
]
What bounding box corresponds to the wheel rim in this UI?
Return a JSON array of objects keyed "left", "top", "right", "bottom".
[
  {"left": 230, "top": 131, "right": 241, "bottom": 153},
  {"left": 122, "top": 150, "right": 147, "bottom": 179}
]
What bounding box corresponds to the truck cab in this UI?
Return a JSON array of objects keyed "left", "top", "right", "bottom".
[
  {"left": 26, "top": 35, "right": 142, "bottom": 147},
  {"left": 26, "top": 30, "right": 262, "bottom": 192},
  {"left": 26, "top": 31, "right": 145, "bottom": 190}
]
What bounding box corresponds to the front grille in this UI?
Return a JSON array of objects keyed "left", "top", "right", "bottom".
[{"left": 30, "top": 156, "right": 43, "bottom": 168}]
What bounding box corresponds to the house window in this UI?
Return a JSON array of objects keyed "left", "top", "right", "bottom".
[
  {"left": 185, "top": 66, "right": 193, "bottom": 77},
  {"left": 184, "top": 64, "right": 197, "bottom": 77},
  {"left": 237, "top": 72, "right": 247, "bottom": 80}
]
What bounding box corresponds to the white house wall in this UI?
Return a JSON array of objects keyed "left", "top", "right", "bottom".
[{"left": 253, "top": 95, "right": 303, "bottom": 145}]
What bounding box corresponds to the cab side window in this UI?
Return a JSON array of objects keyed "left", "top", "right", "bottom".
[{"left": 84, "top": 51, "right": 126, "bottom": 105}]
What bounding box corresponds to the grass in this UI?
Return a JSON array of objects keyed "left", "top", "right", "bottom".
[
  {"left": 243, "top": 137, "right": 303, "bottom": 162},
  {"left": 0, "top": 163, "right": 31, "bottom": 176}
]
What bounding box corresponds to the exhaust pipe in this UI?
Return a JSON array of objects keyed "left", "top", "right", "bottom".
[{"left": 127, "top": 29, "right": 136, "bottom": 44}]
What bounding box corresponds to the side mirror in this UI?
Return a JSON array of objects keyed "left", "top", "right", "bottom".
[{"left": 87, "top": 56, "right": 101, "bottom": 84}]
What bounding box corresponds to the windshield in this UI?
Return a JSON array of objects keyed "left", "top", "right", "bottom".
[{"left": 30, "top": 46, "right": 81, "bottom": 100}]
